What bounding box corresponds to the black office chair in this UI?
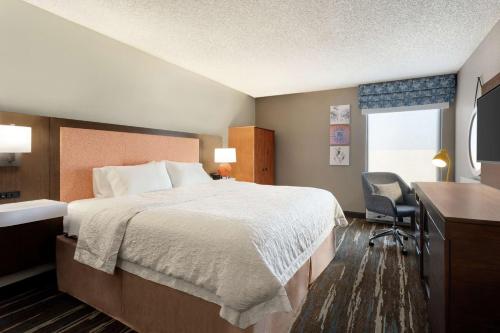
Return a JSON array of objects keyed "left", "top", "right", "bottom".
[{"left": 361, "top": 172, "right": 417, "bottom": 255}]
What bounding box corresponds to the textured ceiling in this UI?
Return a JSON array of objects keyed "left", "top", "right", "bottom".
[{"left": 23, "top": 1, "right": 500, "bottom": 97}]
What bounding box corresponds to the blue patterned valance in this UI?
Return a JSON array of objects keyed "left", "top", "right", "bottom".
[{"left": 359, "top": 74, "right": 456, "bottom": 111}]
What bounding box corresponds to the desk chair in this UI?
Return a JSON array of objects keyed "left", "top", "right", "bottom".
[{"left": 361, "top": 172, "right": 417, "bottom": 255}]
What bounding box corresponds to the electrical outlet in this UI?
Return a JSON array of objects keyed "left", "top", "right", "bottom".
[{"left": 0, "top": 191, "right": 20, "bottom": 200}]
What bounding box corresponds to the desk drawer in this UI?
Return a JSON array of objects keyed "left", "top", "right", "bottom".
[
  {"left": 448, "top": 223, "right": 500, "bottom": 332},
  {"left": 423, "top": 208, "right": 446, "bottom": 333}
]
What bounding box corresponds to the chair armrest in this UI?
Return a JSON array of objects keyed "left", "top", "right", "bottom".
[
  {"left": 404, "top": 190, "right": 418, "bottom": 207},
  {"left": 366, "top": 194, "right": 397, "bottom": 217}
]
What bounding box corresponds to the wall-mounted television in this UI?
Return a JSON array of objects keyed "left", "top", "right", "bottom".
[{"left": 477, "top": 84, "right": 500, "bottom": 163}]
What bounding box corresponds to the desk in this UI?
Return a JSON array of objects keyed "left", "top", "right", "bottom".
[{"left": 414, "top": 182, "right": 500, "bottom": 333}]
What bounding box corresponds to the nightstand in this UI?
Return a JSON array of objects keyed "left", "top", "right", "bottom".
[
  {"left": 209, "top": 173, "right": 236, "bottom": 181},
  {"left": 209, "top": 172, "right": 222, "bottom": 180},
  {"left": 0, "top": 200, "right": 67, "bottom": 287}
]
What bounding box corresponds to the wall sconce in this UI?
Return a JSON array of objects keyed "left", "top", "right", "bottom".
[{"left": 0, "top": 124, "right": 32, "bottom": 167}]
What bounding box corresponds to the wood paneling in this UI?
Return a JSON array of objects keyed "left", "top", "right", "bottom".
[
  {"left": 0, "top": 111, "right": 50, "bottom": 203},
  {"left": 0, "top": 112, "right": 55, "bottom": 279},
  {"left": 0, "top": 218, "right": 62, "bottom": 276},
  {"left": 199, "top": 134, "right": 223, "bottom": 174},
  {"left": 481, "top": 72, "right": 500, "bottom": 190},
  {"left": 482, "top": 72, "right": 500, "bottom": 95}
]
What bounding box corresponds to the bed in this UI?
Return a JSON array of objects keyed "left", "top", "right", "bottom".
[{"left": 52, "top": 120, "right": 347, "bottom": 333}]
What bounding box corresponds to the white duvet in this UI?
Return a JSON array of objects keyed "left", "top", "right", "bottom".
[{"left": 68, "top": 180, "right": 347, "bottom": 328}]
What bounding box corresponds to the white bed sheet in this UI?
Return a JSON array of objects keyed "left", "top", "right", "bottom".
[{"left": 64, "top": 180, "right": 347, "bottom": 328}]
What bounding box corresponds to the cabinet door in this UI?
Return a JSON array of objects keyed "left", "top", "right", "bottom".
[
  {"left": 254, "top": 128, "right": 274, "bottom": 185},
  {"left": 228, "top": 127, "right": 254, "bottom": 182}
]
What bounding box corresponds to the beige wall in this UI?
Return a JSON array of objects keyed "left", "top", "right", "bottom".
[
  {"left": 256, "top": 88, "right": 366, "bottom": 212},
  {"left": 456, "top": 20, "right": 500, "bottom": 183},
  {"left": 0, "top": 0, "right": 254, "bottom": 142},
  {"left": 256, "top": 88, "right": 455, "bottom": 213}
]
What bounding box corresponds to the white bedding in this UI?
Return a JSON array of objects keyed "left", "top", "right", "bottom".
[{"left": 66, "top": 180, "right": 347, "bottom": 328}]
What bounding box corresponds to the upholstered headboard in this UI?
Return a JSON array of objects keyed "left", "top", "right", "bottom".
[{"left": 50, "top": 118, "right": 199, "bottom": 202}]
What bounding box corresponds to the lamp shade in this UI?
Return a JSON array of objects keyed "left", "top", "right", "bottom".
[
  {"left": 214, "top": 148, "right": 236, "bottom": 163},
  {"left": 0, "top": 125, "right": 31, "bottom": 153},
  {"left": 432, "top": 149, "right": 450, "bottom": 168}
]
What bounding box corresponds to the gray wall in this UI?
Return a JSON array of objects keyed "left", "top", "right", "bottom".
[
  {"left": 256, "top": 88, "right": 366, "bottom": 212},
  {"left": 456, "top": 20, "right": 500, "bottom": 182},
  {"left": 0, "top": 0, "right": 254, "bottom": 142},
  {"left": 256, "top": 88, "right": 455, "bottom": 213}
]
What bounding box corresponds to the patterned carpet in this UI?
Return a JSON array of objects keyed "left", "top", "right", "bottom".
[
  {"left": 0, "top": 278, "right": 133, "bottom": 333},
  {"left": 292, "top": 218, "right": 428, "bottom": 333},
  {"left": 0, "top": 218, "right": 428, "bottom": 332}
]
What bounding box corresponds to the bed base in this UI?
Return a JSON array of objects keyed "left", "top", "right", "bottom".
[{"left": 56, "top": 230, "right": 336, "bottom": 333}]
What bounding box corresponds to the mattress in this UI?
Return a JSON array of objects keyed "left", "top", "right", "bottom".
[{"left": 64, "top": 180, "right": 347, "bottom": 328}]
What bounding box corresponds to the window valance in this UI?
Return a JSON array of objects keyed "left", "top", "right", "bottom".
[{"left": 359, "top": 74, "right": 456, "bottom": 113}]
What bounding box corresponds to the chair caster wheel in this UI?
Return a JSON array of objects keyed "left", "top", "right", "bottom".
[
  {"left": 369, "top": 241, "right": 374, "bottom": 247},
  {"left": 402, "top": 249, "right": 408, "bottom": 255}
]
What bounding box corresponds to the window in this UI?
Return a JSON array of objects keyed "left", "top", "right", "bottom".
[{"left": 367, "top": 109, "right": 441, "bottom": 185}]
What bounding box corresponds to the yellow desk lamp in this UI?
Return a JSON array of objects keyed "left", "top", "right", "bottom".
[{"left": 432, "top": 149, "right": 451, "bottom": 182}]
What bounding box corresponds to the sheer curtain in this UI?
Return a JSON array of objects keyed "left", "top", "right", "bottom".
[{"left": 367, "top": 109, "right": 441, "bottom": 185}]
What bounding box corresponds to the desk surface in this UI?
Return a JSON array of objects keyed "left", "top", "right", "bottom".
[{"left": 414, "top": 182, "right": 500, "bottom": 226}]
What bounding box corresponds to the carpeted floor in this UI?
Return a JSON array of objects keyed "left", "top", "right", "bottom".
[
  {"left": 0, "top": 218, "right": 428, "bottom": 332},
  {"left": 292, "top": 218, "right": 428, "bottom": 332},
  {"left": 0, "top": 279, "right": 133, "bottom": 333}
]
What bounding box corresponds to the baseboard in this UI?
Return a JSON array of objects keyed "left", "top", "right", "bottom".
[{"left": 344, "top": 211, "right": 365, "bottom": 218}]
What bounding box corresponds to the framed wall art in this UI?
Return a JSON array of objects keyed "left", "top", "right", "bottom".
[{"left": 329, "top": 104, "right": 350, "bottom": 166}]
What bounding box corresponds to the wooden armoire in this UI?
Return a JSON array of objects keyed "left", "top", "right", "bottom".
[{"left": 228, "top": 126, "right": 275, "bottom": 185}]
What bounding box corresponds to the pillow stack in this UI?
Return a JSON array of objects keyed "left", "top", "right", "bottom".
[{"left": 92, "top": 160, "right": 212, "bottom": 197}]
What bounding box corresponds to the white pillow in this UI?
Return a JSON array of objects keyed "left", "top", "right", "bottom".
[
  {"left": 105, "top": 161, "right": 173, "bottom": 196},
  {"left": 92, "top": 166, "right": 115, "bottom": 198},
  {"left": 372, "top": 182, "right": 404, "bottom": 204},
  {"left": 165, "top": 161, "right": 212, "bottom": 187}
]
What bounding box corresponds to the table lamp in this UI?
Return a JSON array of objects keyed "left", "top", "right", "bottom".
[
  {"left": 432, "top": 148, "right": 451, "bottom": 182},
  {"left": 214, "top": 148, "right": 236, "bottom": 178},
  {"left": 0, "top": 124, "right": 32, "bottom": 166}
]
